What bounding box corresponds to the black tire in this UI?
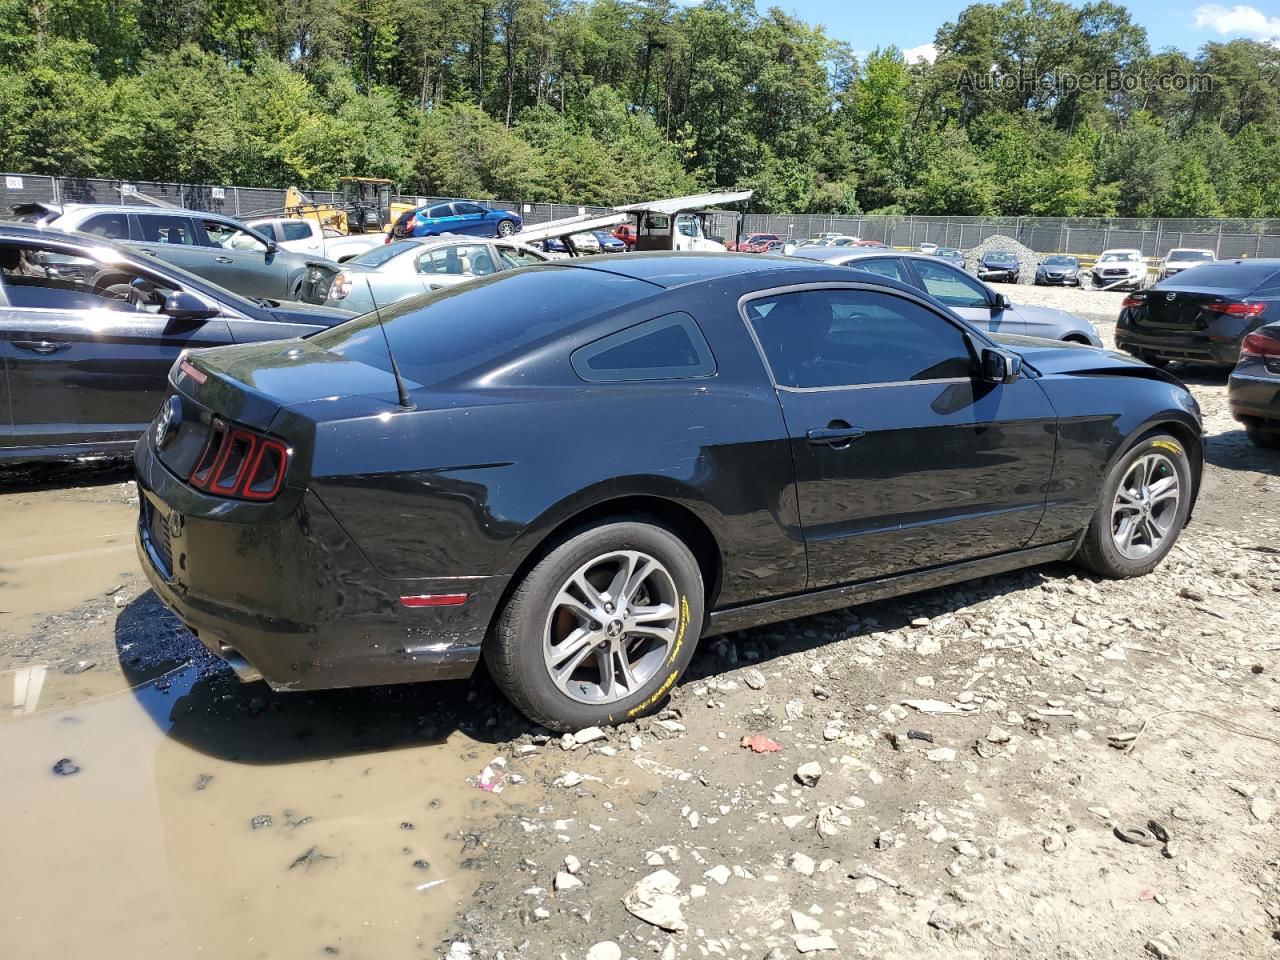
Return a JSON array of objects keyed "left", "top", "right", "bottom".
[
  {"left": 487, "top": 520, "right": 704, "bottom": 732},
  {"left": 1142, "top": 355, "right": 1171, "bottom": 370},
  {"left": 496, "top": 219, "right": 516, "bottom": 237},
  {"left": 1075, "top": 432, "right": 1192, "bottom": 579},
  {"left": 1246, "top": 426, "right": 1280, "bottom": 449}
]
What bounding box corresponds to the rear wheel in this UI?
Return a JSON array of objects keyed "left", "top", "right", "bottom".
[
  {"left": 1075, "top": 433, "right": 1191, "bottom": 578},
  {"left": 487, "top": 521, "right": 703, "bottom": 732},
  {"left": 496, "top": 219, "right": 516, "bottom": 237},
  {"left": 1246, "top": 425, "right": 1280, "bottom": 449}
]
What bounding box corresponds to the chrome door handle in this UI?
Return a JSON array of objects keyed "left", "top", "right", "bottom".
[
  {"left": 13, "top": 339, "right": 70, "bottom": 354},
  {"left": 807, "top": 423, "right": 866, "bottom": 448},
  {"left": 214, "top": 256, "right": 234, "bottom": 264}
]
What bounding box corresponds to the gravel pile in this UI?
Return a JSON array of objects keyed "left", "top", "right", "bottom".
[{"left": 964, "top": 234, "right": 1040, "bottom": 285}]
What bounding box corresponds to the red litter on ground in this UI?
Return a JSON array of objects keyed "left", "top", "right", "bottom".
[{"left": 740, "top": 735, "right": 782, "bottom": 753}]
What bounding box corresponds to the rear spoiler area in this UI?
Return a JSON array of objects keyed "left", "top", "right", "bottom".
[{"left": 8, "top": 201, "right": 63, "bottom": 224}]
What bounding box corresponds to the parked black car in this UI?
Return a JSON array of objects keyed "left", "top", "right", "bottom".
[
  {"left": 0, "top": 224, "right": 353, "bottom": 461},
  {"left": 1228, "top": 322, "right": 1280, "bottom": 447},
  {"left": 1035, "top": 255, "right": 1082, "bottom": 286},
  {"left": 977, "top": 250, "right": 1020, "bottom": 283},
  {"left": 1116, "top": 259, "right": 1279, "bottom": 369},
  {"left": 136, "top": 253, "right": 1202, "bottom": 731}
]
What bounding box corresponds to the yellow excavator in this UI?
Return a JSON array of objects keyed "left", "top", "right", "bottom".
[{"left": 276, "top": 177, "right": 417, "bottom": 235}]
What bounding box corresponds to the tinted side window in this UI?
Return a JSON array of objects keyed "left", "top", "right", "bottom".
[
  {"left": 80, "top": 213, "right": 131, "bottom": 240},
  {"left": 137, "top": 215, "right": 198, "bottom": 245},
  {"left": 744, "top": 289, "right": 973, "bottom": 388},
  {"left": 911, "top": 259, "right": 990, "bottom": 308},
  {"left": 496, "top": 245, "right": 547, "bottom": 268},
  {"left": 572, "top": 313, "right": 716, "bottom": 382},
  {"left": 0, "top": 241, "right": 177, "bottom": 312},
  {"left": 281, "top": 221, "right": 313, "bottom": 242},
  {"left": 848, "top": 257, "right": 908, "bottom": 282},
  {"left": 453, "top": 202, "right": 486, "bottom": 216},
  {"left": 425, "top": 205, "right": 453, "bottom": 218}
]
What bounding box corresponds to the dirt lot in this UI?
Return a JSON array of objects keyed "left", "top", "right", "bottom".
[{"left": 2, "top": 290, "right": 1279, "bottom": 960}]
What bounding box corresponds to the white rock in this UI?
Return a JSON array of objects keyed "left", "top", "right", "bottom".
[
  {"left": 704, "top": 864, "right": 731, "bottom": 885},
  {"left": 781, "top": 814, "right": 807, "bottom": 829},
  {"left": 744, "top": 667, "right": 767, "bottom": 690},
  {"left": 1043, "top": 834, "right": 1066, "bottom": 854},
  {"left": 563, "top": 854, "right": 581, "bottom": 875},
  {"left": 795, "top": 761, "right": 822, "bottom": 787},
  {"left": 795, "top": 934, "right": 838, "bottom": 953},
  {"left": 622, "top": 870, "right": 686, "bottom": 931},
  {"left": 629, "top": 736, "right": 643, "bottom": 751},
  {"left": 554, "top": 871, "right": 582, "bottom": 891},
  {"left": 586, "top": 942, "right": 622, "bottom": 960},
  {"left": 927, "top": 747, "right": 957, "bottom": 763},
  {"left": 1251, "top": 797, "right": 1275, "bottom": 822},
  {"left": 986, "top": 726, "right": 1011, "bottom": 744},
  {"left": 852, "top": 876, "right": 878, "bottom": 895},
  {"left": 792, "top": 909, "right": 822, "bottom": 932},
  {"left": 572, "top": 726, "right": 605, "bottom": 746},
  {"left": 790, "top": 852, "right": 816, "bottom": 876}
]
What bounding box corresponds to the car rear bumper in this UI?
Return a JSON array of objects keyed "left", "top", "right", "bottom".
[
  {"left": 1115, "top": 329, "right": 1241, "bottom": 367},
  {"left": 134, "top": 440, "right": 502, "bottom": 692},
  {"left": 1228, "top": 367, "right": 1280, "bottom": 425}
]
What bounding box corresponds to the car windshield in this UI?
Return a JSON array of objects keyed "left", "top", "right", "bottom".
[
  {"left": 1100, "top": 252, "right": 1138, "bottom": 262},
  {"left": 986, "top": 252, "right": 1017, "bottom": 262},
  {"left": 307, "top": 266, "right": 647, "bottom": 387},
  {"left": 1044, "top": 256, "right": 1077, "bottom": 266},
  {"left": 350, "top": 241, "right": 418, "bottom": 268},
  {"left": 1169, "top": 250, "right": 1213, "bottom": 262}
]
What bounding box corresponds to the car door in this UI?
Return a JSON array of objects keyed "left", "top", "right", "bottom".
[
  {"left": 196, "top": 217, "right": 287, "bottom": 300},
  {"left": 450, "top": 202, "right": 490, "bottom": 236},
  {"left": 742, "top": 283, "right": 1057, "bottom": 589},
  {"left": 129, "top": 212, "right": 208, "bottom": 276},
  {"left": 0, "top": 237, "right": 233, "bottom": 453},
  {"left": 906, "top": 257, "right": 1024, "bottom": 336}
]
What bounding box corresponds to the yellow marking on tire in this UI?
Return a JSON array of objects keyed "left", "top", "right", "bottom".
[{"left": 1151, "top": 440, "right": 1182, "bottom": 455}]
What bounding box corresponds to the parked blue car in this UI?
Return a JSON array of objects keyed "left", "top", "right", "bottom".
[
  {"left": 593, "top": 230, "right": 626, "bottom": 253},
  {"left": 394, "top": 200, "right": 523, "bottom": 240}
]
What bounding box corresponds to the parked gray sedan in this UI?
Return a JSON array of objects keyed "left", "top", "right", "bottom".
[
  {"left": 790, "top": 247, "right": 1102, "bottom": 345},
  {"left": 298, "top": 235, "right": 550, "bottom": 312},
  {"left": 13, "top": 202, "right": 336, "bottom": 302}
]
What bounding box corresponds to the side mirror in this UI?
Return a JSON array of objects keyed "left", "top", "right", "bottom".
[
  {"left": 265, "top": 238, "right": 278, "bottom": 255},
  {"left": 163, "top": 290, "right": 219, "bottom": 321},
  {"left": 991, "top": 292, "right": 1012, "bottom": 312},
  {"left": 981, "top": 348, "right": 1022, "bottom": 384}
]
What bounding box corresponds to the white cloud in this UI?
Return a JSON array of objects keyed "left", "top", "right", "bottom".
[
  {"left": 903, "top": 42, "right": 937, "bottom": 64},
  {"left": 1193, "top": 4, "right": 1280, "bottom": 40}
]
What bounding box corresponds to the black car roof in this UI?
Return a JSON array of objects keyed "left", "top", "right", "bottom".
[{"left": 558, "top": 252, "right": 840, "bottom": 289}]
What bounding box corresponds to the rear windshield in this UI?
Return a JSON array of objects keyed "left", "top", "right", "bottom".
[
  {"left": 1160, "top": 261, "right": 1280, "bottom": 290},
  {"left": 307, "top": 266, "right": 648, "bottom": 387},
  {"left": 350, "top": 241, "right": 418, "bottom": 268},
  {"left": 1168, "top": 250, "right": 1213, "bottom": 262},
  {"left": 937, "top": 248, "right": 961, "bottom": 257}
]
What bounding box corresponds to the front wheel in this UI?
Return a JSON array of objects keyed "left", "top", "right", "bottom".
[
  {"left": 1075, "top": 433, "right": 1192, "bottom": 578},
  {"left": 496, "top": 219, "right": 516, "bottom": 237},
  {"left": 487, "top": 521, "right": 703, "bottom": 732}
]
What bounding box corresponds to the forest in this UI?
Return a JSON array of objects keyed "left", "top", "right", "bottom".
[{"left": 2, "top": 0, "right": 1279, "bottom": 217}]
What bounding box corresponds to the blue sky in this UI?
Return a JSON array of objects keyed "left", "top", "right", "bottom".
[{"left": 754, "top": 2, "right": 1280, "bottom": 61}]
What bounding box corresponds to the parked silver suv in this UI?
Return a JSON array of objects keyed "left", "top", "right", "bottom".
[{"left": 11, "top": 202, "right": 336, "bottom": 301}]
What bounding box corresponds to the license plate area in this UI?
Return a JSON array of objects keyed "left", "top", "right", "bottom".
[{"left": 140, "top": 495, "right": 175, "bottom": 581}]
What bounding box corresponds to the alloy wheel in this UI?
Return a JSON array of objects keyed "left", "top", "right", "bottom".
[
  {"left": 542, "top": 550, "right": 680, "bottom": 705},
  {"left": 1110, "top": 453, "right": 1180, "bottom": 560}
]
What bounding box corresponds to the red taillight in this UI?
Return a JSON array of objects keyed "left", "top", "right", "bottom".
[
  {"left": 188, "top": 419, "right": 289, "bottom": 501},
  {"left": 399, "top": 594, "right": 469, "bottom": 608},
  {"left": 1122, "top": 294, "right": 1145, "bottom": 309},
  {"left": 1241, "top": 330, "right": 1280, "bottom": 358},
  {"left": 1204, "top": 300, "right": 1266, "bottom": 317}
]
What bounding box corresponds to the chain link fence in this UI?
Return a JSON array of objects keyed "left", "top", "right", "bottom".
[{"left": 4, "top": 172, "right": 1278, "bottom": 259}]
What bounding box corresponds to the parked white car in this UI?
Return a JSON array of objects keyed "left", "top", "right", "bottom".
[
  {"left": 1090, "top": 248, "right": 1147, "bottom": 291},
  {"left": 569, "top": 232, "right": 601, "bottom": 254},
  {"left": 918, "top": 242, "right": 939, "bottom": 254},
  {"left": 247, "top": 217, "right": 386, "bottom": 263},
  {"left": 1159, "top": 247, "right": 1215, "bottom": 280}
]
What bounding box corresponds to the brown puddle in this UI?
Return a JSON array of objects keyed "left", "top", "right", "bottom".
[
  {"left": 0, "top": 491, "right": 137, "bottom": 637},
  {"left": 0, "top": 661, "right": 513, "bottom": 960}
]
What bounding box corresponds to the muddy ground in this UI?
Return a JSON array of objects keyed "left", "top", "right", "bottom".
[{"left": 2, "top": 284, "right": 1278, "bottom": 960}]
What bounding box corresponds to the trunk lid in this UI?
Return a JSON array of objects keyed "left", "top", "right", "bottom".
[{"left": 1129, "top": 289, "right": 1233, "bottom": 331}]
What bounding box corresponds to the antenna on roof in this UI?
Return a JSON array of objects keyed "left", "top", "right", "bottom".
[{"left": 364, "top": 277, "right": 415, "bottom": 411}]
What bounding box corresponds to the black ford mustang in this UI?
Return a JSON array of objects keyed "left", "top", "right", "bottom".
[{"left": 135, "top": 254, "right": 1203, "bottom": 731}]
